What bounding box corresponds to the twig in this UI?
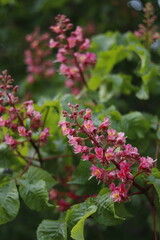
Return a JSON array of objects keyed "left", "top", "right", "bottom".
[{"left": 19, "top": 152, "right": 37, "bottom": 177}]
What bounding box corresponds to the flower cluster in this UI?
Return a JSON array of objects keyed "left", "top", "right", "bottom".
[
  {"left": 134, "top": 2, "right": 159, "bottom": 47},
  {"left": 0, "top": 70, "right": 50, "bottom": 153},
  {"left": 59, "top": 104, "right": 155, "bottom": 202},
  {"left": 25, "top": 28, "right": 55, "bottom": 83},
  {"left": 49, "top": 14, "right": 96, "bottom": 95}
]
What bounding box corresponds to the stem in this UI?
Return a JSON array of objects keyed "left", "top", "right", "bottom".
[
  {"left": 72, "top": 53, "right": 88, "bottom": 88},
  {"left": 30, "top": 139, "right": 43, "bottom": 166},
  {"left": 7, "top": 92, "right": 43, "bottom": 164},
  {"left": 152, "top": 185, "right": 157, "bottom": 240},
  {"left": 15, "top": 150, "right": 27, "bottom": 162},
  {"left": 128, "top": 191, "right": 144, "bottom": 196},
  {"left": 19, "top": 152, "right": 36, "bottom": 177},
  {"left": 75, "top": 118, "right": 101, "bottom": 147},
  {"left": 154, "top": 140, "right": 159, "bottom": 168},
  {"left": 152, "top": 204, "right": 157, "bottom": 240},
  {"left": 42, "top": 154, "right": 74, "bottom": 161},
  {"left": 63, "top": 32, "right": 88, "bottom": 88}
]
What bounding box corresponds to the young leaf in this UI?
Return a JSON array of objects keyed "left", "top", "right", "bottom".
[{"left": 70, "top": 205, "right": 97, "bottom": 240}]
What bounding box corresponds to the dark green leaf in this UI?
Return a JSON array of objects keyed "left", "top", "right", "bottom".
[
  {"left": 37, "top": 218, "right": 67, "bottom": 240},
  {"left": 0, "top": 180, "right": 20, "bottom": 225},
  {"left": 19, "top": 166, "right": 57, "bottom": 211},
  {"left": 69, "top": 161, "right": 92, "bottom": 185}
]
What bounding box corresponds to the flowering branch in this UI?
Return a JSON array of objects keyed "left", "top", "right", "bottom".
[
  {"left": 49, "top": 15, "right": 96, "bottom": 95},
  {"left": 0, "top": 70, "right": 50, "bottom": 168},
  {"left": 134, "top": 2, "right": 159, "bottom": 48},
  {"left": 59, "top": 103, "right": 156, "bottom": 203}
]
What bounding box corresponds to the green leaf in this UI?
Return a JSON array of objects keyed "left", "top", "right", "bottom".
[
  {"left": 136, "top": 84, "right": 149, "bottom": 100},
  {"left": 69, "top": 161, "right": 92, "bottom": 185},
  {"left": 88, "top": 45, "right": 127, "bottom": 90},
  {"left": 0, "top": 180, "right": 20, "bottom": 225},
  {"left": 91, "top": 32, "right": 118, "bottom": 53},
  {"left": 37, "top": 218, "right": 67, "bottom": 240},
  {"left": 0, "top": 143, "right": 18, "bottom": 169},
  {"left": 19, "top": 166, "right": 57, "bottom": 211},
  {"left": 121, "top": 111, "right": 150, "bottom": 139},
  {"left": 127, "top": 44, "right": 151, "bottom": 76},
  {"left": 66, "top": 201, "right": 94, "bottom": 230},
  {"left": 90, "top": 193, "right": 126, "bottom": 226},
  {"left": 71, "top": 205, "right": 97, "bottom": 240},
  {"left": 148, "top": 169, "right": 160, "bottom": 201}
]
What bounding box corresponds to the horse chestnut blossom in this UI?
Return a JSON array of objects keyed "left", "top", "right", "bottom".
[
  {"left": 134, "top": 2, "right": 159, "bottom": 47},
  {"left": 59, "top": 103, "right": 155, "bottom": 202},
  {"left": 0, "top": 70, "right": 50, "bottom": 160},
  {"left": 49, "top": 14, "right": 96, "bottom": 95},
  {"left": 25, "top": 28, "right": 55, "bottom": 83}
]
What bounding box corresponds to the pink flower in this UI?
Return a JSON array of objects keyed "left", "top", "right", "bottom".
[
  {"left": 59, "top": 64, "right": 69, "bottom": 75},
  {"left": 90, "top": 165, "right": 104, "bottom": 180},
  {"left": 80, "top": 38, "right": 90, "bottom": 51},
  {"left": 102, "top": 170, "right": 116, "bottom": 184},
  {"left": 99, "top": 117, "right": 110, "bottom": 130},
  {"left": 107, "top": 129, "right": 117, "bottom": 141},
  {"left": 124, "top": 144, "right": 139, "bottom": 160},
  {"left": 32, "top": 111, "right": 41, "bottom": 121},
  {"left": 84, "top": 52, "right": 96, "bottom": 65},
  {"left": 26, "top": 104, "right": 34, "bottom": 116},
  {"left": 56, "top": 52, "right": 67, "bottom": 63},
  {"left": 110, "top": 183, "right": 128, "bottom": 202},
  {"left": 84, "top": 120, "right": 96, "bottom": 133},
  {"left": 138, "top": 157, "right": 154, "bottom": 172},
  {"left": 73, "top": 145, "right": 89, "bottom": 154},
  {"left": 61, "top": 124, "right": 71, "bottom": 135},
  {"left": 67, "top": 36, "right": 76, "bottom": 48},
  {"left": 83, "top": 108, "right": 92, "bottom": 120},
  {"left": 18, "top": 126, "right": 27, "bottom": 137},
  {"left": 105, "top": 147, "right": 115, "bottom": 161},
  {"left": 116, "top": 161, "right": 133, "bottom": 182},
  {"left": 67, "top": 135, "right": 82, "bottom": 147},
  {"left": 49, "top": 38, "right": 59, "bottom": 48},
  {"left": 4, "top": 135, "right": 18, "bottom": 149},
  {"left": 116, "top": 132, "right": 126, "bottom": 145},
  {"left": 39, "top": 127, "right": 50, "bottom": 144},
  {"left": 50, "top": 25, "right": 61, "bottom": 33},
  {"left": 73, "top": 144, "right": 82, "bottom": 153},
  {"left": 72, "top": 26, "right": 83, "bottom": 42},
  {"left": 82, "top": 153, "right": 96, "bottom": 162},
  {"left": 94, "top": 147, "right": 104, "bottom": 160}
]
